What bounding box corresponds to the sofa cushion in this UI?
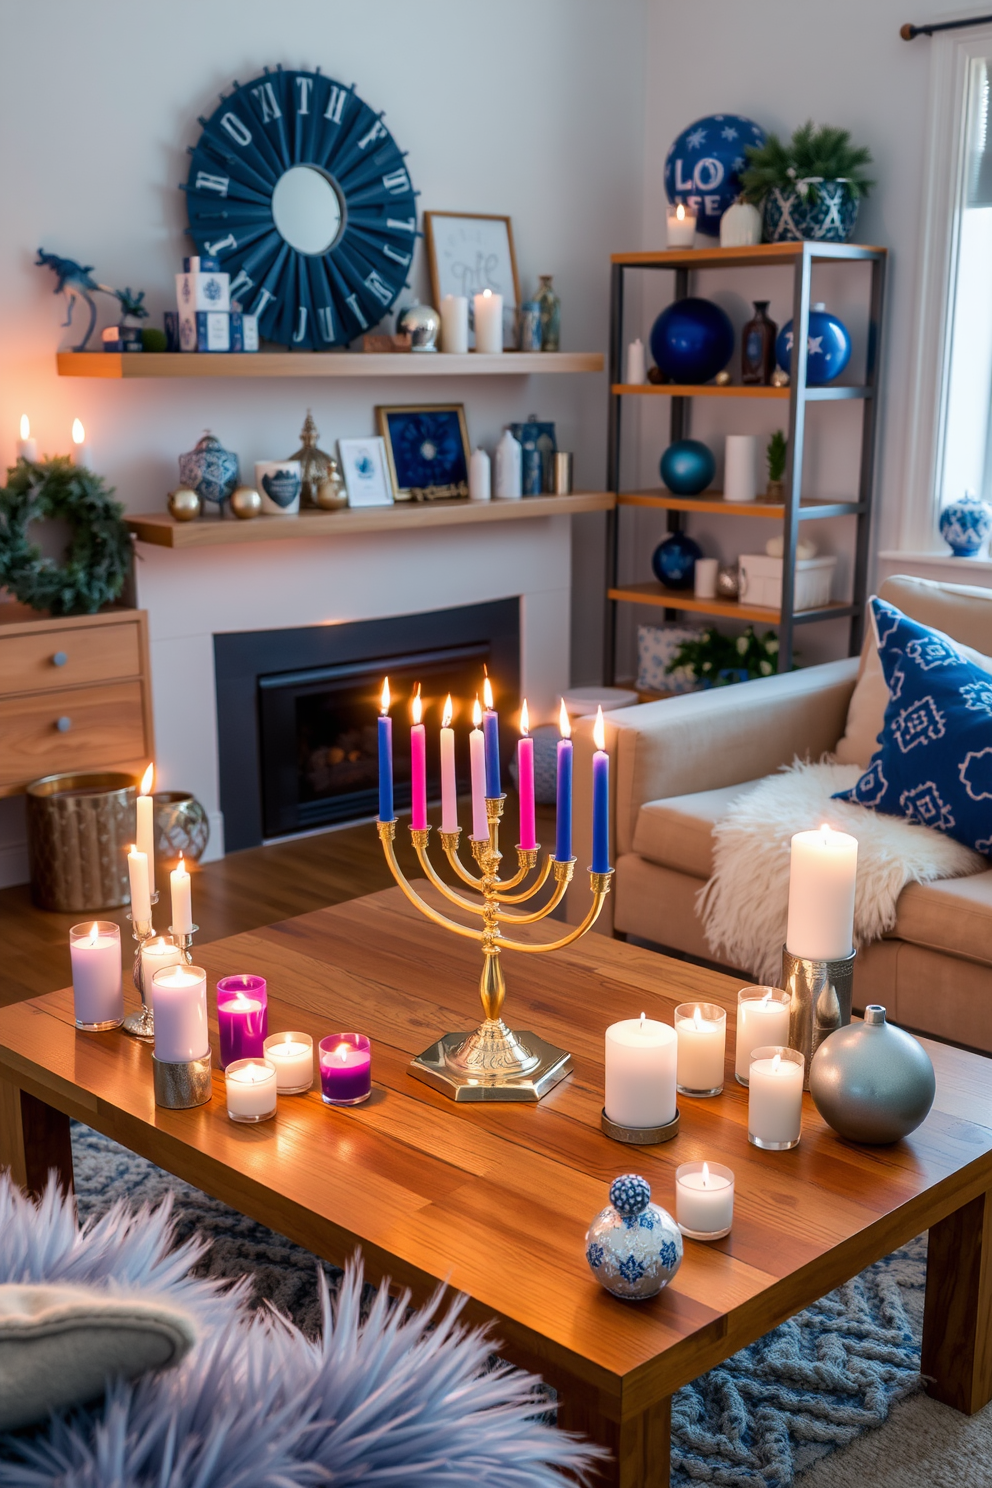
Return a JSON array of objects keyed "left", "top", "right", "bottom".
[
  {"left": 890, "top": 870, "right": 992, "bottom": 967},
  {"left": 632, "top": 779, "right": 764, "bottom": 878}
]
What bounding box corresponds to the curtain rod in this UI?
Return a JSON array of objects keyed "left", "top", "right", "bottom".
[{"left": 901, "top": 13, "right": 992, "bottom": 37}]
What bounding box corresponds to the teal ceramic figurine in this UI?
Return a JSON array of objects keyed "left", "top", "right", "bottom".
[{"left": 36, "top": 250, "right": 148, "bottom": 352}]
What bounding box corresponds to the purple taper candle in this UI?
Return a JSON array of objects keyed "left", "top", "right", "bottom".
[
  {"left": 591, "top": 706, "right": 611, "bottom": 873},
  {"left": 555, "top": 699, "right": 573, "bottom": 862},
  {"left": 378, "top": 677, "right": 394, "bottom": 822},
  {"left": 482, "top": 672, "right": 501, "bottom": 798}
]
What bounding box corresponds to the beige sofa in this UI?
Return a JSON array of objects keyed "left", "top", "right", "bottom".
[{"left": 569, "top": 575, "right": 992, "bottom": 1053}]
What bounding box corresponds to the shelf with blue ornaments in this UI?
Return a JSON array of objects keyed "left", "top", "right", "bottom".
[
  {"left": 606, "top": 583, "right": 857, "bottom": 628},
  {"left": 56, "top": 351, "right": 603, "bottom": 379}
]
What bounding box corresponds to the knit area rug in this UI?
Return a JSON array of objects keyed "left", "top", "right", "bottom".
[{"left": 72, "top": 1124, "right": 926, "bottom": 1487}]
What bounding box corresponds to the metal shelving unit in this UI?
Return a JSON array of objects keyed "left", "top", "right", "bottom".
[{"left": 604, "top": 241, "right": 887, "bottom": 679}]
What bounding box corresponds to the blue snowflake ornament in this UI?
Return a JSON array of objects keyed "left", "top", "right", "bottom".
[{"left": 609, "top": 1174, "right": 651, "bottom": 1216}]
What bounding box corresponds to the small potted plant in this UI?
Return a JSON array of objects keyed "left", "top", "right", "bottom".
[
  {"left": 739, "top": 121, "right": 873, "bottom": 243},
  {"left": 766, "top": 431, "right": 787, "bottom": 499},
  {"left": 665, "top": 625, "right": 783, "bottom": 687}
]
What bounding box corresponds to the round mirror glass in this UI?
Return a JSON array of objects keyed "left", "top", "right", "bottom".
[{"left": 271, "top": 166, "right": 343, "bottom": 255}]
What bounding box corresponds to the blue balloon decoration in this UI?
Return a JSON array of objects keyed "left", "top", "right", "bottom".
[
  {"left": 652, "top": 531, "right": 703, "bottom": 590},
  {"left": 776, "top": 306, "right": 851, "bottom": 386},
  {"left": 660, "top": 439, "right": 715, "bottom": 495},
  {"left": 664, "top": 114, "right": 767, "bottom": 237},
  {"left": 650, "top": 298, "right": 734, "bottom": 385}
]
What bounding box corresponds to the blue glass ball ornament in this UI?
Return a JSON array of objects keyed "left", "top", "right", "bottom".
[
  {"left": 650, "top": 298, "right": 734, "bottom": 385},
  {"left": 775, "top": 305, "right": 851, "bottom": 386},
  {"left": 939, "top": 491, "right": 992, "bottom": 556},
  {"left": 178, "top": 431, "right": 240, "bottom": 510},
  {"left": 652, "top": 531, "right": 703, "bottom": 590},
  {"left": 660, "top": 439, "right": 715, "bottom": 496},
  {"left": 664, "top": 114, "right": 767, "bottom": 237}
]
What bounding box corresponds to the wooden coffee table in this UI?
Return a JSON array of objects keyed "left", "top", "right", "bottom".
[{"left": 1, "top": 885, "right": 990, "bottom": 1487}]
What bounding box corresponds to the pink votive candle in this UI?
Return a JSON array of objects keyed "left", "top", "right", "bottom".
[
  {"left": 69, "top": 921, "right": 123, "bottom": 1031},
  {"left": 517, "top": 700, "right": 536, "bottom": 850},
  {"left": 319, "top": 1033, "right": 372, "bottom": 1106},
  {"left": 216, "top": 974, "right": 268, "bottom": 1068},
  {"left": 410, "top": 686, "right": 427, "bottom": 831}
]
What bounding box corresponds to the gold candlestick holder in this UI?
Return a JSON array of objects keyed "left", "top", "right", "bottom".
[{"left": 378, "top": 795, "right": 613, "bottom": 1101}]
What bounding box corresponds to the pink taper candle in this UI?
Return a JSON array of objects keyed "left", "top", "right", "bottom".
[
  {"left": 517, "top": 699, "right": 536, "bottom": 850},
  {"left": 470, "top": 696, "right": 488, "bottom": 840},
  {"left": 410, "top": 684, "right": 427, "bottom": 831},
  {"left": 440, "top": 694, "right": 458, "bottom": 833}
]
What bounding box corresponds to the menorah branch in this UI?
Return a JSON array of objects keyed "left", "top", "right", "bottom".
[
  {"left": 497, "top": 870, "right": 613, "bottom": 953},
  {"left": 377, "top": 820, "right": 482, "bottom": 944}
]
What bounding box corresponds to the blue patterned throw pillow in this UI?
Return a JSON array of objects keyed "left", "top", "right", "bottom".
[{"left": 834, "top": 597, "right": 992, "bottom": 855}]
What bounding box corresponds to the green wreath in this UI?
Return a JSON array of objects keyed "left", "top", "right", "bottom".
[{"left": 0, "top": 457, "right": 131, "bottom": 616}]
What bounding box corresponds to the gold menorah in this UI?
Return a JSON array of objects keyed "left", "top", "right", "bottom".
[{"left": 377, "top": 794, "right": 613, "bottom": 1101}]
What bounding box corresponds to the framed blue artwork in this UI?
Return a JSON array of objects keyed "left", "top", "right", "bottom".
[{"left": 376, "top": 405, "right": 470, "bottom": 501}]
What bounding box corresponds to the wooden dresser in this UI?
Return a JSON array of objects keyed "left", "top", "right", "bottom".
[{"left": 0, "top": 606, "right": 154, "bottom": 795}]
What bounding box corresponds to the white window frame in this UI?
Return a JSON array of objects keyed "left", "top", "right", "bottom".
[{"left": 902, "top": 21, "right": 992, "bottom": 552}]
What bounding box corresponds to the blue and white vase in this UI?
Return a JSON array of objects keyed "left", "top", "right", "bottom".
[
  {"left": 939, "top": 491, "right": 992, "bottom": 557},
  {"left": 585, "top": 1174, "right": 683, "bottom": 1301},
  {"left": 762, "top": 180, "right": 859, "bottom": 243},
  {"left": 178, "top": 432, "right": 240, "bottom": 512}
]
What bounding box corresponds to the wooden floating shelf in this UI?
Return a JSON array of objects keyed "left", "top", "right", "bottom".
[
  {"left": 607, "top": 583, "right": 854, "bottom": 626},
  {"left": 611, "top": 243, "right": 887, "bottom": 269},
  {"left": 58, "top": 351, "right": 604, "bottom": 380},
  {"left": 126, "top": 491, "right": 616, "bottom": 549},
  {"left": 617, "top": 492, "right": 865, "bottom": 520},
  {"left": 613, "top": 383, "right": 873, "bottom": 400}
]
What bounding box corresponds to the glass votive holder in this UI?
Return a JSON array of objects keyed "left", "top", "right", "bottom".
[
  {"left": 139, "top": 934, "right": 182, "bottom": 997},
  {"left": 675, "top": 1161, "right": 735, "bottom": 1240},
  {"left": 216, "top": 974, "right": 268, "bottom": 1068},
  {"left": 69, "top": 921, "right": 124, "bottom": 1031},
  {"left": 666, "top": 201, "right": 697, "bottom": 247},
  {"left": 735, "top": 986, "right": 791, "bottom": 1086},
  {"left": 748, "top": 1045, "right": 804, "bottom": 1150},
  {"left": 319, "top": 1033, "right": 372, "bottom": 1106},
  {"left": 674, "top": 1002, "right": 727, "bottom": 1097},
  {"left": 224, "top": 1057, "right": 278, "bottom": 1123},
  {"left": 263, "top": 1032, "right": 314, "bottom": 1094}
]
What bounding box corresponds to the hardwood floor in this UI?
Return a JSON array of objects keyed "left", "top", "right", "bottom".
[{"left": 0, "top": 798, "right": 557, "bottom": 1008}]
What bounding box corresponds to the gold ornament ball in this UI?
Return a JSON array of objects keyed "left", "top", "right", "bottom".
[
  {"left": 231, "top": 485, "right": 262, "bottom": 520},
  {"left": 315, "top": 468, "right": 348, "bottom": 511},
  {"left": 714, "top": 370, "right": 732, "bottom": 386},
  {"left": 770, "top": 368, "right": 790, "bottom": 387},
  {"left": 167, "top": 487, "right": 201, "bottom": 522}
]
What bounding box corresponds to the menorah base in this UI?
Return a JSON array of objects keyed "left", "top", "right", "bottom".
[{"left": 409, "top": 1026, "right": 573, "bottom": 1102}]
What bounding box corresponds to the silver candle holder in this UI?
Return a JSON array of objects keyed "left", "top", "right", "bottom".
[
  {"left": 781, "top": 945, "right": 855, "bottom": 1089},
  {"left": 123, "top": 897, "right": 198, "bottom": 1043}
]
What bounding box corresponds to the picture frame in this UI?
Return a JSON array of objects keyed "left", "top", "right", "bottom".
[
  {"left": 337, "top": 437, "right": 393, "bottom": 508},
  {"left": 375, "top": 404, "right": 471, "bottom": 501},
  {"left": 424, "top": 212, "right": 520, "bottom": 350}
]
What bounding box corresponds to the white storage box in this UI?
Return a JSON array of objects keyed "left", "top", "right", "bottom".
[{"left": 738, "top": 553, "right": 837, "bottom": 611}]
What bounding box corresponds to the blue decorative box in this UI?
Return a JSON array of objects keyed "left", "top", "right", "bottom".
[
  {"left": 176, "top": 268, "right": 230, "bottom": 314},
  {"left": 181, "top": 312, "right": 230, "bottom": 354},
  {"left": 230, "top": 312, "right": 259, "bottom": 353}
]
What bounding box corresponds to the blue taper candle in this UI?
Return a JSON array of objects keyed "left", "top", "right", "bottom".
[
  {"left": 555, "top": 699, "right": 573, "bottom": 862},
  {"left": 591, "top": 706, "right": 611, "bottom": 873},
  {"left": 378, "top": 678, "right": 394, "bottom": 822},
  {"left": 482, "top": 673, "right": 501, "bottom": 797}
]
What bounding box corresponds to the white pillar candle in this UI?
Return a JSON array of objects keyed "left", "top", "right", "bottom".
[
  {"left": 225, "top": 1058, "right": 278, "bottom": 1121},
  {"left": 675, "top": 1161, "right": 735, "bottom": 1240},
  {"left": 748, "top": 1046, "right": 804, "bottom": 1149},
  {"left": 135, "top": 764, "right": 155, "bottom": 898},
  {"left": 16, "top": 415, "right": 37, "bottom": 462},
  {"left": 494, "top": 430, "right": 522, "bottom": 498},
  {"left": 625, "top": 338, "right": 646, "bottom": 385},
  {"left": 674, "top": 1002, "right": 726, "bottom": 1096},
  {"left": 694, "top": 557, "right": 719, "bottom": 598},
  {"left": 263, "top": 1032, "right": 314, "bottom": 1093},
  {"left": 473, "top": 289, "right": 503, "bottom": 354},
  {"left": 440, "top": 294, "right": 469, "bottom": 354},
  {"left": 69, "top": 921, "right": 123, "bottom": 1029},
  {"left": 469, "top": 698, "right": 488, "bottom": 840},
  {"left": 140, "top": 935, "right": 182, "bottom": 994},
  {"left": 71, "top": 418, "right": 91, "bottom": 469},
  {"left": 604, "top": 1013, "right": 677, "bottom": 1129},
  {"left": 469, "top": 447, "right": 491, "bottom": 500},
  {"left": 786, "top": 826, "right": 858, "bottom": 961},
  {"left": 440, "top": 695, "right": 458, "bottom": 833},
  {"left": 666, "top": 202, "right": 697, "bottom": 247},
  {"left": 724, "top": 434, "right": 758, "bottom": 504},
  {"left": 735, "top": 986, "right": 791, "bottom": 1084},
  {"left": 171, "top": 854, "right": 193, "bottom": 935},
  {"left": 151, "top": 964, "right": 208, "bottom": 1063},
  {"left": 127, "top": 845, "right": 151, "bottom": 925}
]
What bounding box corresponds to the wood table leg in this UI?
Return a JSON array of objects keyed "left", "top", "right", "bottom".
[
  {"left": 555, "top": 1377, "right": 671, "bottom": 1487},
  {"left": 0, "top": 1077, "right": 74, "bottom": 1199},
  {"left": 922, "top": 1187, "right": 992, "bottom": 1415}
]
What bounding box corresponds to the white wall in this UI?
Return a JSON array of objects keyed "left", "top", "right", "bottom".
[{"left": 0, "top": 0, "right": 646, "bottom": 880}]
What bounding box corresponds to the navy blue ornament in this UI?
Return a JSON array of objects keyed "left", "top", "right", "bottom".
[
  {"left": 776, "top": 305, "right": 851, "bottom": 385},
  {"left": 660, "top": 439, "right": 715, "bottom": 495},
  {"left": 652, "top": 531, "right": 703, "bottom": 590},
  {"left": 664, "top": 114, "right": 766, "bottom": 237},
  {"left": 178, "top": 432, "right": 240, "bottom": 511},
  {"left": 650, "top": 298, "right": 734, "bottom": 385},
  {"left": 183, "top": 68, "right": 418, "bottom": 350}
]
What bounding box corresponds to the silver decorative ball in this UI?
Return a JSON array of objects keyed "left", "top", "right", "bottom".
[
  {"left": 230, "top": 485, "right": 262, "bottom": 520},
  {"left": 167, "top": 487, "right": 201, "bottom": 522},
  {"left": 396, "top": 303, "right": 441, "bottom": 351},
  {"left": 716, "top": 561, "right": 740, "bottom": 599},
  {"left": 585, "top": 1174, "right": 683, "bottom": 1301},
  {"left": 810, "top": 1006, "right": 936, "bottom": 1144}
]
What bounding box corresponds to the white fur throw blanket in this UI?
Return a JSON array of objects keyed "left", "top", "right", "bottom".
[{"left": 698, "top": 759, "right": 985, "bottom": 984}]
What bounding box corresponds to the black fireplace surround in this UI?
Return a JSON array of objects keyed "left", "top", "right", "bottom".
[{"left": 215, "top": 600, "right": 520, "bottom": 852}]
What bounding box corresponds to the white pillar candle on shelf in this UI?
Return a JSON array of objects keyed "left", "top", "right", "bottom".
[
  {"left": 666, "top": 202, "right": 697, "bottom": 247},
  {"left": 735, "top": 986, "right": 791, "bottom": 1085},
  {"left": 494, "top": 430, "right": 522, "bottom": 498},
  {"left": 224, "top": 1057, "right": 278, "bottom": 1122},
  {"left": 70, "top": 419, "right": 91, "bottom": 469},
  {"left": 16, "top": 415, "right": 37, "bottom": 462},
  {"left": 69, "top": 921, "right": 123, "bottom": 1030},
  {"left": 469, "top": 447, "right": 491, "bottom": 500},
  {"left": 135, "top": 764, "right": 155, "bottom": 898},
  {"left": 786, "top": 826, "right": 858, "bottom": 961},
  {"left": 473, "top": 289, "right": 503, "bottom": 354},
  {"left": 151, "top": 964, "right": 208, "bottom": 1063},
  {"left": 440, "top": 694, "right": 458, "bottom": 833},
  {"left": 694, "top": 557, "right": 718, "bottom": 598},
  {"left": 127, "top": 845, "right": 151, "bottom": 925},
  {"left": 440, "top": 294, "right": 469, "bottom": 354},
  {"left": 263, "top": 1032, "right": 314, "bottom": 1094},
  {"left": 724, "top": 435, "right": 758, "bottom": 504},
  {"left": 140, "top": 935, "right": 182, "bottom": 994},
  {"left": 604, "top": 1013, "right": 678, "bottom": 1129},
  {"left": 171, "top": 854, "right": 193, "bottom": 935},
  {"left": 675, "top": 1161, "right": 735, "bottom": 1240},
  {"left": 625, "top": 339, "right": 646, "bottom": 385},
  {"left": 748, "top": 1045, "right": 804, "bottom": 1149},
  {"left": 674, "top": 1002, "right": 726, "bottom": 1096}
]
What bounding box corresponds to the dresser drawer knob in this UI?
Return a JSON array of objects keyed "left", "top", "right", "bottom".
[
  {"left": 56, "top": 716, "right": 72, "bottom": 733},
  {"left": 52, "top": 651, "right": 68, "bottom": 667}
]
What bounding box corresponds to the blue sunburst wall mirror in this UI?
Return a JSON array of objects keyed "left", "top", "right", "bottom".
[{"left": 183, "top": 66, "right": 418, "bottom": 350}]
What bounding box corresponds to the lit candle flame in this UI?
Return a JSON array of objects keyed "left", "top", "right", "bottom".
[
  {"left": 411, "top": 683, "right": 422, "bottom": 726},
  {"left": 177, "top": 851, "right": 186, "bottom": 874},
  {"left": 442, "top": 694, "right": 453, "bottom": 728},
  {"left": 71, "top": 418, "right": 85, "bottom": 445},
  {"left": 761, "top": 988, "right": 773, "bottom": 1005},
  {"left": 520, "top": 699, "right": 530, "bottom": 736},
  {"left": 482, "top": 288, "right": 492, "bottom": 300},
  {"left": 702, "top": 1161, "right": 710, "bottom": 1187},
  {"left": 483, "top": 674, "right": 494, "bottom": 711},
  {"left": 19, "top": 415, "right": 29, "bottom": 440},
  {"left": 380, "top": 677, "right": 391, "bottom": 714},
  {"left": 139, "top": 762, "right": 154, "bottom": 796},
  {"left": 772, "top": 1053, "right": 782, "bottom": 1073},
  {"left": 693, "top": 1005, "right": 703, "bottom": 1030},
  {"left": 336, "top": 1044, "right": 350, "bottom": 1062},
  {"left": 89, "top": 922, "right": 99, "bottom": 944},
  {"left": 593, "top": 705, "right": 606, "bottom": 753},
  {"left": 676, "top": 203, "right": 686, "bottom": 221},
  {"left": 226, "top": 993, "right": 257, "bottom": 1012},
  {"left": 559, "top": 699, "right": 571, "bottom": 740},
  {"left": 130, "top": 843, "right": 137, "bottom": 856},
  {"left": 639, "top": 1011, "right": 646, "bottom": 1030},
  {"left": 472, "top": 696, "right": 482, "bottom": 728}
]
